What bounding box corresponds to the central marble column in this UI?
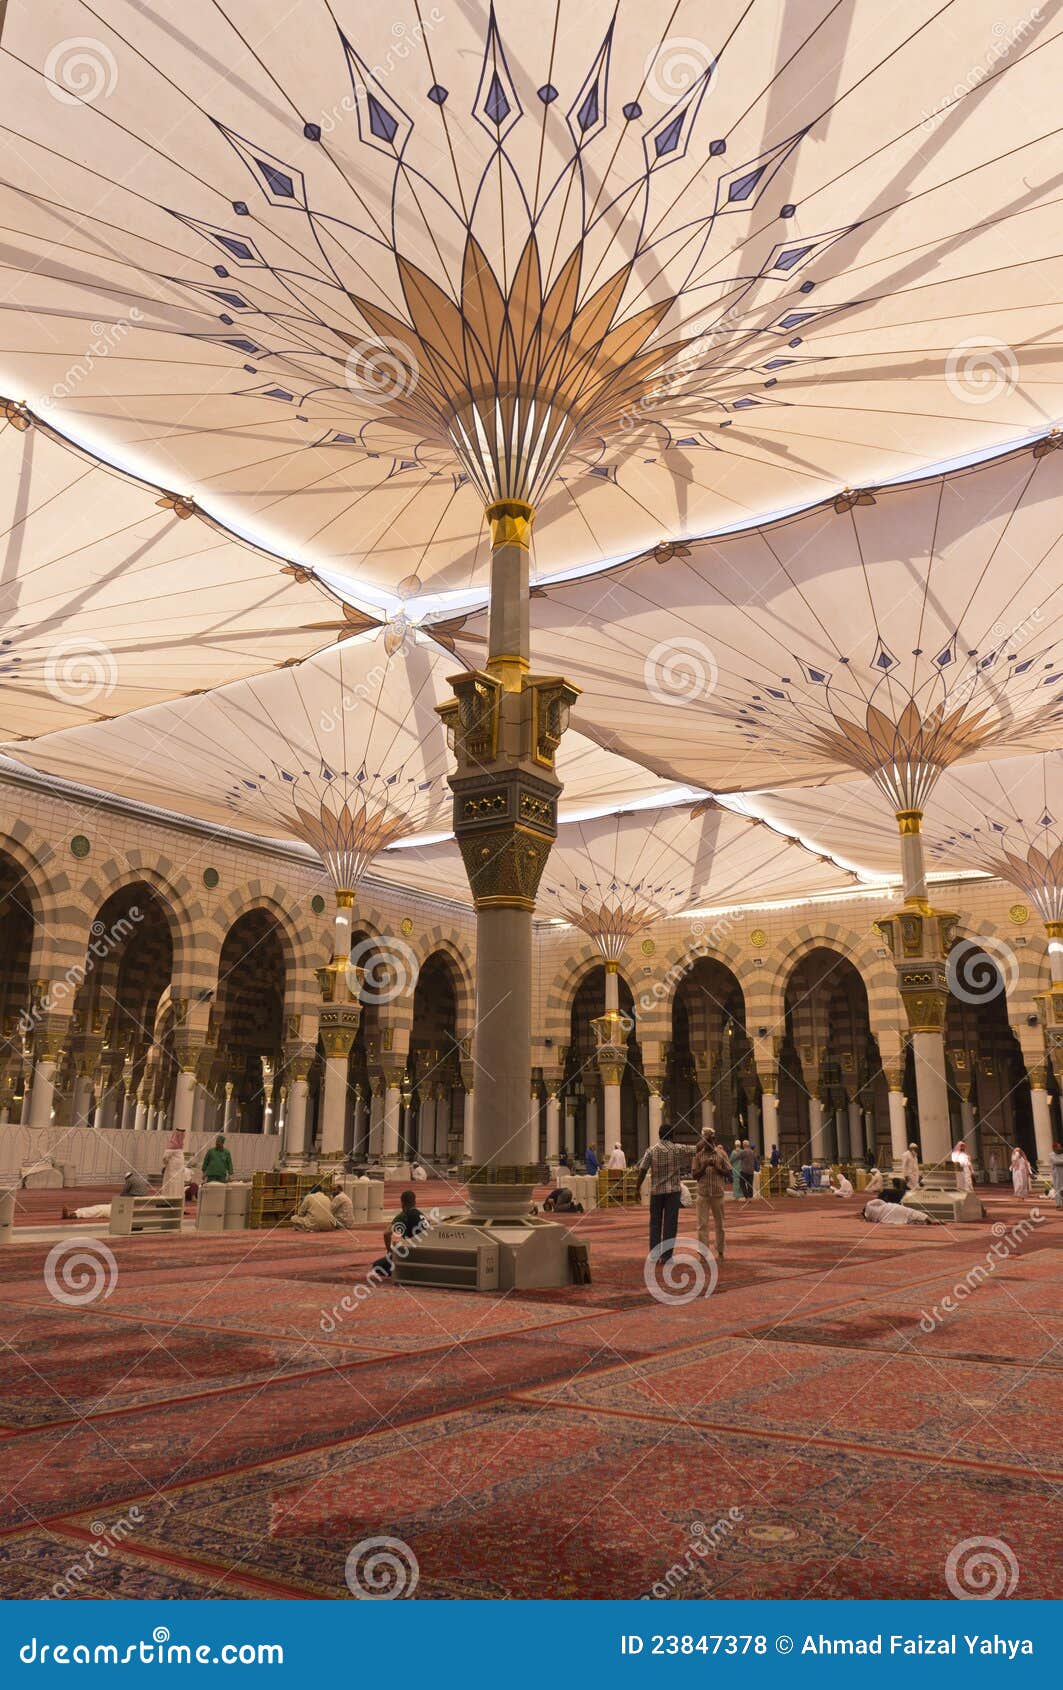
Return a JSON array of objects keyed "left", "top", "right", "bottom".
[
  {"left": 876, "top": 811, "right": 955, "bottom": 1165},
  {"left": 438, "top": 499, "right": 576, "bottom": 1209}
]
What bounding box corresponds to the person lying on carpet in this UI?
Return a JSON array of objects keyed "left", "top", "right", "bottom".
[
  {"left": 63, "top": 1168, "right": 151, "bottom": 1221},
  {"left": 290, "top": 1186, "right": 339, "bottom": 1232},
  {"left": 371, "top": 1189, "right": 428, "bottom": 1277},
  {"left": 861, "top": 1195, "right": 938, "bottom": 1226}
]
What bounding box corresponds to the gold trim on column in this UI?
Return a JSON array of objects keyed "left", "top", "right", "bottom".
[
  {"left": 485, "top": 498, "right": 535, "bottom": 550},
  {"left": 1045, "top": 920, "right": 1063, "bottom": 941},
  {"left": 896, "top": 809, "right": 923, "bottom": 835},
  {"left": 335, "top": 888, "right": 355, "bottom": 908}
]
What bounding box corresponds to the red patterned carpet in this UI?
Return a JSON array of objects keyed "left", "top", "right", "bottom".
[{"left": 0, "top": 1184, "right": 1059, "bottom": 1599}]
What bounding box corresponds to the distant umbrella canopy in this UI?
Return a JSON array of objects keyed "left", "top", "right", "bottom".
[
  {"left": 440, "top": 441, "right": 1063, "bottom": 804},
  {"left": 366, "top": 799, "right": 860, "bottom": 908},
  {"left": 8, "top": 628, "right": 690, "bottom": 886},
  {"left": 924, "top": 752, "right": 1063, "bottom": 923},
  {"left": 2, "top": 3, "right": 1063, "bottom": 595}
]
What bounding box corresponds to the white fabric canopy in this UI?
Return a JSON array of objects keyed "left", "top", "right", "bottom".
[
  {"left": 8, "top": 626, "right": 686, "bottom": 865},
  {"left": 2, "top": 2, "right": 1062, "bottom": 597},
  {"left": 374, "top": 796, "right": 864, "bottom": 911},
  {"left": 0, "top": 406, "right": 372, "bottom": 740},
  {"left": 440, "top": 440, "right": 1063, "bottom": 798}
]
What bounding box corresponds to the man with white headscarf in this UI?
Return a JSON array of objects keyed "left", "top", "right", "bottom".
[
  {"left": 606, "top": 1142, "right": 627, "bottom": 1170},
  {"left": 900, "top": 1144, "right": 921, "bottom": 1189},
  {"left": 160, "top": 1130, "right": 189, "bottom": 1199}
]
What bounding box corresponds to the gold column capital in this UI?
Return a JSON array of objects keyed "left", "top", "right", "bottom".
[
  {"left": 485, "top": 498, "right": 535, "bottom": 550},
  {"left": 896, "top": 809, "right": 923, "bottom": 835}
]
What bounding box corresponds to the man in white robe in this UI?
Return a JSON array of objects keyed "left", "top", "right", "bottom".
[
  {"left": 606, "top": 1143, "right": 627, "bottom": 1170},
  {"left": 950, "top": 1140, "right": 974, "bottom": 1192},
  {"left": 900, "top": 1144, "right": 921, "bottom": 1189}
]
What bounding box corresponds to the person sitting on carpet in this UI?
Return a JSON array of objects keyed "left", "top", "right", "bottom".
[
  {"left": 372, "top": 1189, "right": 427, "bottom": 1277},
  {"left": 330, "top": 1189, "right": 357, "bottom": 1230},
  {"left": 202, "top": 1135, "right": 233, "bottom": 1184},
  {"left": 291, "top": 1186, "right": 338, "bottom": 1232},
  {"left": 864, "top": 1166, "right": 885, "bottom": 1195},
  {"left": 63, "top": 1168, "right": 151, "bottom": 1221},
  {"left": 410, "top": 1160, "right": 428, "bottom": 1181},
  {"left": 861, "top": 1195, "right": 936, "bottom": 1226},
  {"left": 830, "top": 1171, "right": 855, "bottom": 1198}
]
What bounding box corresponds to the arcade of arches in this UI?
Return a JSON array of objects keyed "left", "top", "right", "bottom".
[{"left": 0, "top": 793, "right": 1055, "bottom": 1180}]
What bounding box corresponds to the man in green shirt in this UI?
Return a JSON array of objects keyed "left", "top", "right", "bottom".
[{"left": 201, "top": 1135, "right": 233, "bottom": 1183}]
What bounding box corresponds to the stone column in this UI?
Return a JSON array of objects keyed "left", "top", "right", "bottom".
[
  {"left": 221, "top": 1080, "right": 236, "bottom": 1136},
  {"left": 1026, "top": 1062, "right": 1055, "bottom": 1174},
  {"left": 884, "top": 1066, "right": 909, "bottom": 1164},
  {"left": 834, "top": 1105, "right": 849, "bottom": 1161},
  {"left": 847, "top": 1098, "right": 864, "bottom": 1161},
  {"left": 544, "top": 1081, "right": 561, "bottom": 1163},
  {"left": 381, "top": 1066, "right": 404, "bottom": 1163},
  {"left": 458, "top": 1081, "right": 471, "bottom": 1160},
  {"left": 877, "top": 813, "right": 956, "bottom": 1166},
  {"left": 746, "top": 1097, "right": 761, "bottom": 1153},
  {"left": 593, "top": 959, "right": 627, "bottom": 1157},
  {"left": 28, "top": 1027, "right": 66, "bottom": 1128},
  {"left": 808, "top": 1090, "right": 828, "bottom": 1162},
  {"left": 353, "top": 1084, "right": 368, "bottom": 1157},
  {"left": 368, "top": 1075, "right": 385, "bottom": 1157},
  {"left": 645, "top": 1074, "right": 665, "bottom": 1147},
  {"left": 434, "top": 1088, "right": 451, "bottom": 1159},
  {"left": 438, "top": 498, "right": 575, "bottom": 1210},
  {"left": 319, "top": 1024, "right": 357, "bottom": 1163},
  {"left": 284, "top": 1056, "right": 313, "bottom": 1161}
]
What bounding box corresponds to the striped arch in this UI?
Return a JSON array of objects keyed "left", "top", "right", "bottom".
[
  {"left": 207, "top": 882, "right": 325, "bottom": 1018},
  {"left": 72, "top": 853, "right": 208, "bottom": 987},
  {"left": 413, "top": 927, "right": 475, "bottom": 1041},
  {"left": 542, "top": 943, "right": 609, "bottom": 1046},
  {"left": 754, "top": 921, "right": 899, "bottom": 1037},
  {"left": 0, "top": 819, "right": 79, "bottom": 974}
]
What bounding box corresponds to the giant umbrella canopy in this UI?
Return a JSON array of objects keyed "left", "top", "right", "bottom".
[
  {"left": 441, "top": 438, "right": 1063, "bottom": 902},
  {"left": 0, "top": 3, "right": 1061, "bottom": 596}
]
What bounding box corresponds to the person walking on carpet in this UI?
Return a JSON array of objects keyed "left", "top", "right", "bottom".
[
  {"left": 635, "top": 1122, "right": 693, "bottom": 1267},
  {"left": 691, "top": 1124, "right": 730, "bottom": 1261}
]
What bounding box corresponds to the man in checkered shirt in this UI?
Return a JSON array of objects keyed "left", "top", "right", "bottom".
[{"left": 635, "top": 1121, "right": 694, "bottom": 1265}]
